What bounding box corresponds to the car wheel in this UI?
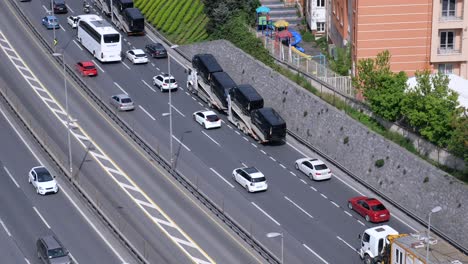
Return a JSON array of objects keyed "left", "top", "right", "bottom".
[
  {"left": 348, "top": 202, "right": 353, "bottom": 210},
  {"left": 308, "top": 173, "right": 314, "bottom": 180},
  {"left": 365, "top": 215, "right": 371, "bottom": 222},
  {"left": 203, "top": 122, "right": 207, "bottom": 129},
  {"left": 244, "top": 184, "right": 250, "bottom": 192},
  {"left": 294, "top": 163, "right": 299, "bottom": 170},
  {"left": 363, "top": 254, "right": 372, "bottom": 264}
]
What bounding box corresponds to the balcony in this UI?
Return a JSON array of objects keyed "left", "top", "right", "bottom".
[
  {"left": 439, "top": 14, "right": 463, "bottom": 22},
  {"left": 437, "top": 47, "right": 462, "bottom": 55}
]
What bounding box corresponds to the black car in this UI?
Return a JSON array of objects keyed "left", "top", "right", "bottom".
[
  {"left": 51, "top": 0, "right": 68, "bottom": 14},
  {"left": 145, "top": 43, "right": 167, "bottom": 58}
]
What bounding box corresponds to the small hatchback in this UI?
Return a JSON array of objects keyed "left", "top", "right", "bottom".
[
  {"left": 193, "top": 110, "right": 221, "bottom": 129},
  {"left": 232, "top": 167, "right": 268, "bottom": 193},
  {"left": 28, "top": 166, "right": 59, "bottom": 195},
  {"left": 110, "top": 94, "right": 135, "bottom": 111},
  {"left": 42, "top": 16, "right": 60, "bottom": 30},
  {"left": 37, "top": 235, "right": 72, "bottom": 264},
  {"left": 75, "top": 61, "right": 97, "bottom": 76}
]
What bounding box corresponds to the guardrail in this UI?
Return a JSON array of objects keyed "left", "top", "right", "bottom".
[{"left": 5, "top": 1, "right": 281, "bottom": 263}]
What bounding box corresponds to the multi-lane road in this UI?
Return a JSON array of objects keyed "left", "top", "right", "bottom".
[{"left": 0, "top": 0, "right": 436, "bottom": 263}]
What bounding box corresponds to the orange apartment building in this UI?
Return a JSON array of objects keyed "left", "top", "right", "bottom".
[{"left": 329, "top": 0, "right": 468, "bottom": 79}]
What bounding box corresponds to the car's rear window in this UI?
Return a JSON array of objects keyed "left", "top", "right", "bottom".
[
  {"left": 372, "top": 204, "right": 386, "bottom": 211},
  {"left": 48, "top": 248, "right": 67, "bottom": 258},
  {"left": 206, "top": 115, "right": 219, "bottom": 122},
  {"left": 251, "top": 177, "right": 266, "bottom": 183},
  {"left": 135, "top": 53, "right": 146, "bottom": 57},
  {"left": 164, "top": 78, "right": 176, "bottom": 83},
  {"left": 121, "top": 98, "right": 132, "bottom": 103},
  {"left": 84, "top": 66, "right": 95, "bottom": 70},
  {"left": 314, "top": 164, "right": 328, "bottom": 170},
  {"left": 103, "top": 34, "right": 120, "bottom": 43}
]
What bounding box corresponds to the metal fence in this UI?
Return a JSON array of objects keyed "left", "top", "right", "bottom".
[{"left": 257, "top": 32, "right": 355, "bottom": 98}]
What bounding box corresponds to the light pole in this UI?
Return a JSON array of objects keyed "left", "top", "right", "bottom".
[
  {"left": 426, "top": 206, "right": 442, "bottom": 263},
  {"left": 166, "top": 44, "right": 179, "bottom": 168},
  {"left": 50, "top": 0, "right": 57, "bottom": 51},
  {"left": 266, "top": 232, "right": 283, "bottom": 264},
  {"left": 52, "top": 52, "right": 72, "bottom": 174}
]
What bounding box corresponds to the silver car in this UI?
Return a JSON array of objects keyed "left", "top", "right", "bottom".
[{"left": 110, "top": 94, "right": 135, "bottom": 111}]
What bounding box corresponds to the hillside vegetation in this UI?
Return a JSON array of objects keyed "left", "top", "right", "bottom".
[{"left": 134, "top": 0, "right": 209, "bottom": 44}]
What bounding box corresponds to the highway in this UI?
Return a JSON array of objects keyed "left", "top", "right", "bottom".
[
  {"left": 0, "top": 103, "right": 134, "bottom": 263},
  {"left": 1, "top": 0, "right": 430, "bottom": 263}
]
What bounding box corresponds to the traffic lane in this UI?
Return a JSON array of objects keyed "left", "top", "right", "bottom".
[{"left": 0, "top": 224, "right": 28, "bottom": 264}]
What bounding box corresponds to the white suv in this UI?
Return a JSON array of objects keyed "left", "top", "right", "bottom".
[
  {"left": 152, "top": 73, "right": 178, "bottom": 92},
  {"left": 232, "top": 167, "right": 268, "bottom": 192},
  {"left": 28, "top": 166, "right": 59, "bottom": 195}
]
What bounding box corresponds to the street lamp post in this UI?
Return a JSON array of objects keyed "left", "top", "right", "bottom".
[
  {"left": 167, "top": 44, "right": 179, "bottom": 168},
  {"left": 426, "top": 206, "right": 442, "bottom": 263},
  {"left": 266, "top": 232, "right": 283, "bottom": 264},
  {"left": 52, "top": 52, "right": 72, "bottom": 174}
]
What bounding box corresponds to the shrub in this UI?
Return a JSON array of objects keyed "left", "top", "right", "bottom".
[
  {"left": 375, "top": 159, "right": 385, "bottom": 168},
  {"left": 167, "top": 0, "right": 192, "bottom": 34}
]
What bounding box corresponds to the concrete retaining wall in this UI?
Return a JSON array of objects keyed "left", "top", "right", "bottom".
[{"left": 178, "top": 40, "right": 468, "bottom": 248}]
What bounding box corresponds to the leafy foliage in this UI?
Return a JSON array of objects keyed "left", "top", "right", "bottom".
[
  {"left": 328, "top": 44, "right": 351, "bottom": 76},
  {"left": 203, "top": 0, "right": 259, "bottom": 33},
  {"left": 447, "top": 110, "right": 468, "bottom": 164},
  {"left": 401, "top": 70, "right": 459, "bottom": 146}
]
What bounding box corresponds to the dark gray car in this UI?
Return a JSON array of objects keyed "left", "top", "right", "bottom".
[
  {"left": 37, "top": 235, "right": 72, "bottom": 264},
  {"left": 145, "top": 43, "right": 167, "bottom": 58}
]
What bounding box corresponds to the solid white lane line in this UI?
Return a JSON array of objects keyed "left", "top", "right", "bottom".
[
  {"left": 242, "top": 136, "right": 248, "bottom": 141},
  {"left": 91, "top": 60, "right": 104, "bottom": 72},
  {"left": 345, "top": 211, "right": 353, "bottom": 217},
  {"left": 24, "top": 258, "right": 30, "bottom": 264},
  {"left": 172, "top": 135, "right": 191, "bottom": 151},
  {"left": 60, "top": 181, "right": 126, "bottom": 263},
  {"left": 337, "top": 236, "right": 358, "bottom": 253},
  {"left": 202, "top": 131, "right": 220, "bottom": 146},
  {"left": 114, "top": 82, "right": 128, "bottom": 95},
  {"left": 357, "top": 220, "right": 365, "bottom": 226},
  {"left": 287, "top": 142, "right": 308, "bottom": 157},
  {"left": 170, "top": 104, "right": 185, "bottom": 117},
  {"left": 72, "top": 40, "right": 83, "bottom": 50},
  {"left": 138, "top": 105, "right": 156, "bottom": 120},
  {"left": 235, "top": 131, "right": 240, "bottom": 135},
  {"left": 331, "top": 174, "right": 364, "bottom": 196},
  {"left": 141, "top": 80, "right": 156, "bottom": 92},
  {"left": 285, "top": 196, "right": 314, "bottom": 218},
  {"left": 241, "top": 162, "right": 247, "bottom": 167},
  {"left": 33, "top": 207, "right": 51, "bottom": 229},
  {"left": 66, "top": 4, "right": 74, "bottom": 13},
  {"left": 209, "top": 168, "right": 234, "bottom": 188},
  {"left": 251, "top": 202, "right": 281, "bottom": 226},
  {"left": 300, "top": 179, "right": 307, "bottom": 184},
  {"left": 279, "top": 164, "right": 286, "bottom": 169},
  {"left": 251, "top": 143, "right": 257, "bottom": 148},
  {"left": 321, "top": 193, "right": 328, "bottom": 199},
  {"left": 198, "top": 102, "right": 203, "bottom": 107},
  {"left": 0, "top": 219, "right": 11, "bottom": 236},
  {"left": 303, "top": 244, "right": 329, "bottom": 264},
  {"left": 3, "top": 166, "right": 19, "bottom": 188},
  {"left": 122, "top": 61, "right": 131, "bottom": 70},
  {"left": 331, "top": 201, "right": 339, "bottom": 208}
]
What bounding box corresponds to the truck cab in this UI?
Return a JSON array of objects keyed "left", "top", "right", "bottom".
[{"left": 358, "top": 225, "right": 398, "bottom": 264}]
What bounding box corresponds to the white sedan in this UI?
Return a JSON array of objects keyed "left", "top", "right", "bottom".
[
  {"left": 126, "top": 49, "right": 148, "bottom": 64},
  {"left": 67, "top": 15, "right": 80, "bottom": 28},
  {"left": 294, "top": 158, "right": 332, "bottom": 181},
  {"left": 193, "top": 110, "right": 221, "bottom": 129}
]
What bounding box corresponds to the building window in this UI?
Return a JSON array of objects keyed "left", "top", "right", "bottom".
[
  {"left": 440, "top": 31, "right": 454, "bottom": 50},
  {"left": 438, "top": 64, "right": 453, "bottom": 74},
  {"left": 317, "top": 0, "right": 325, "bottom": 7},
  {"left": 441, "top": 0, "right": 456, "bottom": 17},
  {"left": 316, "top": 22, "right": 325, "bottom": 32}
]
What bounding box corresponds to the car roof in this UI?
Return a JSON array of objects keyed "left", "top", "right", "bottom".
[
  {"left": 309, "top": 159, "right": 325, "bottom": 165},
  {"left": 242, "top": 167, "right": 264, "bottom": 178},
  {"left": 200, "top": 110, "right": 217, "bottom": 116},
  {"left": 114, "top": 94, "right": 130, "bottom": 99},
  {"left": 40, "top": 235, "right": 62, "bottom": 249},
  {"left": 365, "top": 198, "right": 382, "bottom": 205},
  {"left": 79, "top": 61, "right": 94, "bottom": 66},
  {"left": 46, "top": 15, "right": 57, "bottom": 19},
  {"left": 130, "top": 49, "right": 145, "bottom": 54}
]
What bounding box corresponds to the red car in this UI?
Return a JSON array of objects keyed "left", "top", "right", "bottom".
[
  {"left": 347, "top": 196, "right": 390, "bottom": 223},
  {"left": 76, "top": 61, "right": 98, "bottom": 76}
]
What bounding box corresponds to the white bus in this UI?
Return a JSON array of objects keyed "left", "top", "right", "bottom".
[{"left": 77, "top": 15, "right": 121, "bottom": 62}]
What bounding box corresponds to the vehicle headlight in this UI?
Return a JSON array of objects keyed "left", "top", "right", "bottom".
[{"left": 38, "top": 186, "right": 44, "bottom": 190}]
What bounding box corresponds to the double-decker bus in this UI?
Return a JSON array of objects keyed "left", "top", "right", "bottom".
[{"left": 77, "top": 15, "right": 121, "bottom": 62}]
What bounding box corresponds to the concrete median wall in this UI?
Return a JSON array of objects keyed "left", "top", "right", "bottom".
[{"left": 178, "top": 40, "right": 468, "bottom": 249}]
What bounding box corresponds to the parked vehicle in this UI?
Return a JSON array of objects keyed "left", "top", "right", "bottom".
[
  {"left": 294, "top": 157, "right": 332, "bottom": 181},
  {"left": 232, "top": 167, "right": 268, "bottom": 192},
  {"left": 358, "top": 225, "right": 468, "bottom": 264},
  {"left": 348, "top": 196, "right": 390, "bottom": 222},
  {"left": 193, "top": 110, "right": 221, "bottom": 129},
  {"left": 28, "top": 166, "right": 58, "bottom": 195},
  {"left": 110, "top": 94, "right": 135, "bottom": 111}
]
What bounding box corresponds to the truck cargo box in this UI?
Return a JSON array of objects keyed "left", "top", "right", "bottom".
[
  {"left": 251, "top": 107, "right": 286, "bottom": 142},
  {"left": 230, "top": 84, "right": 264, "bottom": 114},
  {"left": 192, "top": 54, "right": 223, "bottom": 83},
  {"left": 210, "top": 72, "right": 236, "bottom": 108},
  {"left": 123, "top": 8, "right": 144, "bottom": 33}
]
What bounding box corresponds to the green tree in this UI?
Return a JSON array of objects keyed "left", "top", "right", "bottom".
[
  {"left": 328, "top": 44, "right": 351, "bottom": 76},
  {"left": 447, "top": 109, "right": 468, "bottom": 163},
  {"left": 352, "top": 50, "right": 406, "bottom": 121},
  {"left": 203, "top": 0, "right": 259, "bottom": 33},
  {"left": 401, "top": 70, "right": 459, "bottom": 146}
]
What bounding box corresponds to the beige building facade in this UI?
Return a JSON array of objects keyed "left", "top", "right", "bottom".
[{"left": 346, "top": 0, "right": 468, "bottom": 78}]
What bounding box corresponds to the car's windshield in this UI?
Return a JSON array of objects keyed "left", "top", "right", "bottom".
[
  {"left": 251, "top": 177, "right": 266, "bottom": 183},
  {"left": 206, "top": 115, "right": 219, "bottom": 122},
  {"left": 135, "top": 53, "right": 146, "bottom": 57},
  {"left": 314, "top": 164, "right": 328, "bottom": 171},
  {"left": 48, "top": 248, "right": 67, "bottom": 258},
  {"left": 37, "top": 171, "right": 53, "bottom": 182},
  {"left": 372, "top": 204, "right": 386, "bottom": 211}
]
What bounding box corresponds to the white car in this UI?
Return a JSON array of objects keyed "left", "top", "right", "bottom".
[
  {"left": 295, "top": 158, "right": 332, "bottom": 181},
  {"left": 126, "top": 49, "right": 149, "bottom": 64},
  {"left": 193, "top": 110, "right": 221, "bottom": 129},
  {"left": 152, "top": 73, "right": 178, "bottom": 92},
  {"left": 232, "top": 167, "right": 268, "bottom": 192},
  {"left": 67, "top": 15, "right": 80, "bottom": 28},
  {"left": 28, "top": 166, "right": 59, "bottom": 195}
]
